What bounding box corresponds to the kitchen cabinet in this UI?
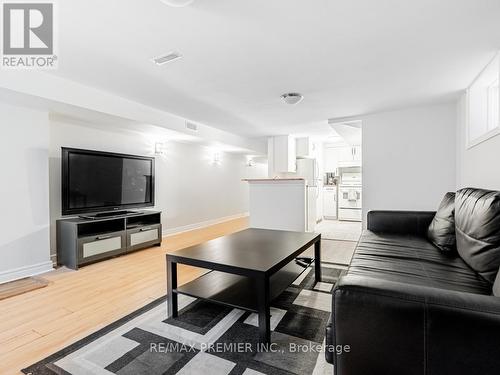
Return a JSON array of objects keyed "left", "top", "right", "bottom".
[
  {"left": 323, "top": 147, "right": 341, "bottom": 173},
  {"left": 323, "top": 186, "right": 337, "bottom": 219},
  {"left": 353, "top": 145, "right": 362, "bottom": 161},
  {"left": 340, "top": 145, "right": 361, "bottom": 161},
  {"left": 340, "top": 147, "right": 353, "bottom": 162},
  {"left": 324, "top": 145, "right": 362, "bottom": 171},
  {"left": 338, "top": 145, "right": 362, "bottom": 167},
  {"left": 297, "top": 137, "right": 322, "bottom": 159},
  {"left": 269, "top": 135, "right": 296, "bottom": 173},
  {"left": 296, "top": 137, "right": 310, "bottom": 158}
]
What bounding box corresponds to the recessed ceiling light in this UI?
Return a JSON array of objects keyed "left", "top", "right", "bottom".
[
  {"left": 281, "top": 93, "right": 304, "bottom": 105},
  {"left": 160, "top": 0, "right": 195, "bottom": 7},
  {"left": 151, "top": 51, "right": 183, "bottom": 66}
]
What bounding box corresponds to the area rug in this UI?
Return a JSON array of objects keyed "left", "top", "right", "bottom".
[{"left": 23, "top": 263, "right": 344, "bottom": 375}]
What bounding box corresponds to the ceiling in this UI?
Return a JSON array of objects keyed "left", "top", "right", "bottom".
[{"left": 51, "top": 0, "right": 500, "bottom": 138}]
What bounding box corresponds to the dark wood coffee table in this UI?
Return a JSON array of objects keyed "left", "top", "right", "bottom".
[{"left": 166, "top": 228, "right": 321, "bottom": 344}]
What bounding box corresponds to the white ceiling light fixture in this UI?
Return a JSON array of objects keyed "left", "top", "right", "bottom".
[
  {"left": 151, "top": 51, "right": 183, "bottom": 66},
  {"left": 160, "top": 0, "right": 195, "bottom": 7},
  {"left": 281, "top": 93, "right": 304, "bottom": 105}
]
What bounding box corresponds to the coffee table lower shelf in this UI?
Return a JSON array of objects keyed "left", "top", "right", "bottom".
[{"left": 174, "top": 260, "right": 311, "bottom": 313}]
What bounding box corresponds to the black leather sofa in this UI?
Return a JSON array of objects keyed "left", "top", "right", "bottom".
[{"left": 325, "top": 208, "right": 500, "bottom": 374}]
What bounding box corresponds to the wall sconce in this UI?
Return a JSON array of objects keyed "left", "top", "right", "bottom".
[
  {"left": 155, "top": 142, "right": 165, "bottom": 155},
  {"left": 213, "top": 151, "right": 221, "bottom": 164},
  {"left": 246, "top": 157, "right": 255, "bottom": 167}
]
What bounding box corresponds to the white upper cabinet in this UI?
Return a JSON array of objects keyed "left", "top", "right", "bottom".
[
  {"left": 323, "top": 146, "right": 341, "bottom": 173},
  {"left": 353, "top": 145, "right": 362, "bottom": 161},
  {"left": 269, "top": 135, "right": 296, "bottom": 173},
  {"left": 340, "top": 146, "right": 353, "bottom": 161},
  {"left": 340, "top": 145, "right": 361, "bottom": 161},
  {"left": 296, "top": 137, "right": 312, "bottom": 158},
  {"left": 324, "top": 145, "right": 362, "bottom": 172}
]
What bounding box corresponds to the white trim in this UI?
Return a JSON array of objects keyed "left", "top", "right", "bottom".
[
  {"left": 465, "top": 52, "right": 500, "bottom": 149},
  {"left": 0, "top": 261, "right": 54, "bottom": 284},
  {"left": 466, "top": 126, "right": 500, "bottom": 149},
  {"left": 162, "top": 213, "right": 248, "bottom": 237}
]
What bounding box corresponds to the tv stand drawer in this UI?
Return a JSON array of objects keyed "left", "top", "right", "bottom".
[
  {"left": 127, "top": 224, "right": 162, "bottom": 250},
  {"left": 78, "top": 231, "right": 126, "bottom": 264}
]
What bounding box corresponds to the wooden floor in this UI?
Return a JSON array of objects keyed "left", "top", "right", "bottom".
[
  {"left": 0, "top": 277, "right": 50, "bottom": 301},
  {"left": 0, "top": 217, "right": 248, "bottom": 375}
]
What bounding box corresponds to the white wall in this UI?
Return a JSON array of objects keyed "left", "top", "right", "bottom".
[
  {"left": 456, "top": 93, "right": 500, "bottom": 190},
  {"left": 362, "top": 103, "right": 457, "bottom": 225},
  {"left": 0, "top": 102, "right": 52, "bottom": 283},
  {"left": 49, "top": 120, "right": 267, "bottom": 258}
]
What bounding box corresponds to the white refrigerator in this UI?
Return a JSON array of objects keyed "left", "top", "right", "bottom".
[{"left": 296, "top": 158, "right": 320, "bottom": 232}]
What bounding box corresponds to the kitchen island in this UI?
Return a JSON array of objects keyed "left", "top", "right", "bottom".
[{"left": 243, "top": 178, "right": 311, "bottom": 232}]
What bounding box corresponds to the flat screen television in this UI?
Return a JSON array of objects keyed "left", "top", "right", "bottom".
[{"left": 61, "top": 148, "right": 155, "bottom": 216}]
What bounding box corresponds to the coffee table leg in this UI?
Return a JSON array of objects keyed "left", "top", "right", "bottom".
[
  {"left": 166, "top": 258, "right": 178, "bottom": 318},
  {"left": 314, "top": 237, "right": 322, "bottom": 282},
  {"left": 257, "top": 275, "right": 271, "bottom": 344}
]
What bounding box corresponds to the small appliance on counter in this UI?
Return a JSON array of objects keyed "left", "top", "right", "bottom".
[{"left": 324, "top": 172, "right": 337, "bottom": 185}]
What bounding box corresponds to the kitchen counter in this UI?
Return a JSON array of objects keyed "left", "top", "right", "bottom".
[{"left": 242, "top": 178, "right": 305, "bottom": 182}]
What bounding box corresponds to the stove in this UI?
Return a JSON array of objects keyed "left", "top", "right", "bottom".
[{"left": 339, "top": 172, "right": 362, "bottom": 221}]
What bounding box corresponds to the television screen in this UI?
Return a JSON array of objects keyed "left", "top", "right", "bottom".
[{"left": 62, "top": 148, "right": 155, "bottom": 215}]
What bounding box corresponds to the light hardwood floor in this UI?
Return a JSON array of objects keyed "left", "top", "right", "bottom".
[{"left": 0, "top": 217, "right": 248, "bottom": 375}]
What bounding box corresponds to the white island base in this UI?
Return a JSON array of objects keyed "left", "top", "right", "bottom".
[{"left": 243, "top": 178, "right": 309, "bottom": 232}]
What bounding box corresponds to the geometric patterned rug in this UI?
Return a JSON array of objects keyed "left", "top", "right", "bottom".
[{"left": 23, "top": 263, "right": 345, "bottom": 375}]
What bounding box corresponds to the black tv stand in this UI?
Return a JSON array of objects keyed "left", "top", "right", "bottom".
[
  {"left": 79, "top": 210, "right": 140, "bottom": 219},
  {"left": 57, "top": 210, "right": 162, "bottom": 269}
]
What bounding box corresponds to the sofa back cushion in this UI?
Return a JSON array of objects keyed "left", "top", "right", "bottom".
[
  {"left": 455, "top": 188, "right": 500, "bottom": 283},
  {"left": 427, "top": 192, "right": 456, "bottom": 253}
]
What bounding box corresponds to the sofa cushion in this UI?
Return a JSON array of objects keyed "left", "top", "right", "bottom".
[
  {"left": 455, "top": 188, "right": 500, "bottom": 283},
  {"left": 348, "top": 231, "right": 491, "bottom": 294},
  {"left": 494, "top": 268, "right": 500, "bottom": 297},
  {"left": 427, "top": 192, "right": 456, "bottom": 253}
]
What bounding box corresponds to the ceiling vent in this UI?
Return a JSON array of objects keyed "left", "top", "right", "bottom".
[
  {"left": 151, "top": 51, "right": 182, "bottom": 66},
  {"left": 185, "top": 121, "right": 198, "bottom": 131}
]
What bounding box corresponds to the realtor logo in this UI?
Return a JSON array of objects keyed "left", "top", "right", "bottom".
[{"left": 2, "top": 2, "right": 57, "bottom": 68}]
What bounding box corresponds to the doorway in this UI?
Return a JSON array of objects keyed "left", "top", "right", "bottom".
[{"left": 316, "top": 120, "right": 362, "bottom": 265}]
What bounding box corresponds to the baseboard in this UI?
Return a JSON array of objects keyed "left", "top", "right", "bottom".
[
  {"left": 163, "top": 213, "right": 248, "bottom": 237},
  {"left": 0, "top": 261, "right": 54, "bottom": 284}
]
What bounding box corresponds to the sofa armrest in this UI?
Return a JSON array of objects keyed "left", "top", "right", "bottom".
[
  {"left": 367, "top": 210, "right": 436, "bottom": 237},
  {"left": 331, "top": 275, "right": 500, "bottom": 375}
]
